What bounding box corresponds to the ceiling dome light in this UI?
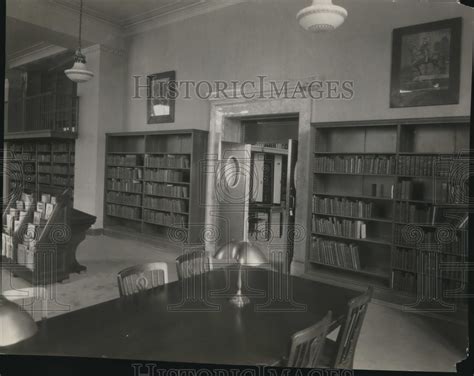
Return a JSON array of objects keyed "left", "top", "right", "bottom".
[
  {"left": 65, "top": 0, "right": 94, "bottom": 83},
  {"left": 297, "top": 0, "right": 348, "bottom": 32}
]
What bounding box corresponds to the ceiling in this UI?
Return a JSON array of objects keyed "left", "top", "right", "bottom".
[{"left": 52, "top": 0, "right": 207, "bottom": 28}]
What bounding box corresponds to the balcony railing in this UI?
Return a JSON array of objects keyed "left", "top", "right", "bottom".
[{"left": 7, "top": 92, "right": 79, "bottom": 135}]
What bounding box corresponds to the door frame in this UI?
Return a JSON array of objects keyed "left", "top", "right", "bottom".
[{"left": 204, "top": 96, "right": 312, "bottom": 275}]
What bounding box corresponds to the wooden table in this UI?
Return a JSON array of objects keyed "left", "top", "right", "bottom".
[{"left": 4, "top": 267, "right": 360, "bottom": 365}]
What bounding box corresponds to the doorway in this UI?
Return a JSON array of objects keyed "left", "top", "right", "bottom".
[{"left": 215, "top": 116, "right": 299, "bottom": 271}]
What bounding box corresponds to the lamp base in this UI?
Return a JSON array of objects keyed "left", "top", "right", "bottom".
[{"left": 229, "top": 294, "right": 250, "bottom": 308}]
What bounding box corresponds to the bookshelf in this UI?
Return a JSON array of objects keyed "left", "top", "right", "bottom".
[
  {"left": 104, "top": 130, "right": 208, "bottom": 245},
  {"left": 308, "top": 117, "right": 469, "bottom": 308},
  {"left": 6, "top": 140, "right": 76, "bottom": 204}
]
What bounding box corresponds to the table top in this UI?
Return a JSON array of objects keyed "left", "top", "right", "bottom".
[{"left": 4, "top": 267, "right": 360, "bottom": 365}]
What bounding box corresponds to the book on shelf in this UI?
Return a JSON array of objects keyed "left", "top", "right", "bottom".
[
  {"left": 392, "top": 270, "right": 417, "bottom": 294},
  {"left": 312, "top": 216, "right": 367, "bottom": 239},
  {"left": 143, "top": 209, "right": 188, "bottom": 228},
  {"left": 311, "top": 235, "right": 361, "bottom": 270},
  {"left": 397, "top": 156, "right": 434, "bottom": 177},
  {"left": 314, "top": 155, "right": 396, "bottom": 175},
  {"left": 144, "top": 169, "right": 187, "bottom": 183},
  {"left": 312, "top": 196, "right": 374, "bottom": 219},
  {"left": 143, "top": 197, "right": 188, "bottom": 213},
  {"left": 144, "top": 182, "right": 189, "bottom": 198},
  {"left": 145, "top": 155, "right": 190, "bottom": 169},
  {"left": 107, "top": 154, "right": 140, "bottom": 167},
  {"left": 107, "top": 191, "right": 142, "bottom": 206},
  {"left": 106, "top": 204, "right": 141, "bottom": 220},
  {"left": 108, "top": 167, "right": 143, "bottom": 180}
]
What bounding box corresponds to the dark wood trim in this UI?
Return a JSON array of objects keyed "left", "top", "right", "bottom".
[
  {"left": 312, "top": 116, "right": 470, "bottom": 129},
  {"left": 5, "top": 130, "right": 78, "bottom": 140}
]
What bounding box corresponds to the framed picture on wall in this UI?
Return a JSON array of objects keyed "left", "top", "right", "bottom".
[
  {"left": 147, "top": 71, "right": 176, "bottom": 124},
  {"left": 390, "top": 17, "right": 462, "bottom": 108}
]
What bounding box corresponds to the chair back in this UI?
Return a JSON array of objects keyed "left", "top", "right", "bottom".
[
  {"left": 333, "top": 287, "right": 373, "bottom": 369},
  {"left": 2, "top": 287, "right": 48, "bottom": 321},
  {"left": 176, "top": 249, "right": 211, "bottom": 280},
  {"left": 287, "top": 311, "right": 332, "bottom": 368},
  {"left": 117, "top": 262, "right": 169, "bottom": 297}
]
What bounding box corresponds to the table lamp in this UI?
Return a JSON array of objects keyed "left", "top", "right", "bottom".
[
  {"left": 0, "top": 295, "right": 38, "bottom": 347},
  {"left": 214, "top": 241, "right": 268, "bottom": 307}
]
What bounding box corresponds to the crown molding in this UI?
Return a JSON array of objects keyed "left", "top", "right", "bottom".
[
  {"left": 8, "top": 42, "right": 68, "bottom": 69},
  {"left": 123, "top": 0, "right": 248, "bottom": 36},
  {"left": 49, "top": 0, "right": 247, "bottom": 36}
]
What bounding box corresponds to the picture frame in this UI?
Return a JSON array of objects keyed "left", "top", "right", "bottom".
[
  {"left": 390, "top": 17, "right": 462, "bottom": 108},
  {"left": 147, "top": 71, "right": 176, "bottom": 124}
]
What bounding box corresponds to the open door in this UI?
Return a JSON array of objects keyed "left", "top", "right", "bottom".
[{"left": 214, "top": 142, "right": 252, "bottom": 250}]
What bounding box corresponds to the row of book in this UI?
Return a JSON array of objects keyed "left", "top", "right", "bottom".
[
  {"left": 52, "top": 165, "right": 73, "bottom": 175},
  {"left": 311, "top": 236, "right": 361, "bottom": 270},
  {"left": 312, "top": 196, "right": 374, "bottom": 219},
  {"left": 53, "top": 154, "right": 73, "bottom": 164},
  {"left": 144, "top": 182, "right": 189, "bottom": 198},
  {"left": 107, "top": 180, "right": 142, "bottom": 193},
  {"left": 106, "top": 192, "right": 142, "bottom": 207},
  {"left": 395, "top": 180, "right": 421, "bottom": 200},
  {"left": 143, "top": 209, "right": 188, "bottom": 228},
  {"left": 147, "top": 135, "right": 192, "bottom": 153},
  {"left": 39, "top": 175, "right": 50, "bottom": 184},
  {"left": 106, "top": 204, "right": 141, "bottom": 220},
  {"left": 143, "top": 197, "right": 188, "bottom": 213},
  {"left": 314, "top": 156, "right": 396, "bottom": 175},
  {"left": 144, "top": 155, "right": 190, "bottom": 169},
  {"left": 38, "top": 154, "right": 51, "bottom": 163},
  {"left": 107, "top": 154, "right": 141, "bottom": 167},
  {"left": 394, "top": 225, "right": 465, "bottom": 255},
  {"left": 392, "top": 271, "right": 416, "bottom": 294},
  {"left": 144, "top": 169, "right": 188, "bottom": 183},
  {"left": 312, "top": 217, "right": 367, "bottom": 239},
  {"left": 393, "top": 248, "right": 417, "bottom": 273},
  {"left": 38, "top": 165, "right": 52, "bottom": 173},
  {"left": 52, "top": 175, "right": 73, "bottom": 187},
  {"left": 397, "top": 156, "right": 435, "bottom": 176},
  {"left": 394, "top": 202, "right": 436, "bottom": 224},
  {"left": 108, "top": 167, "right": 143, "bottom": 180}
]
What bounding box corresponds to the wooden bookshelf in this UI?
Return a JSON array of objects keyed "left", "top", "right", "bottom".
[
  {"left": 6, "top": 140, "right": 75, "bottom": 204},
  {"left": 103, "top": 130, "right": 208, "bottom": 245},
  {"left": 308, "top": 117, "right": 469, "bottom": 309}
]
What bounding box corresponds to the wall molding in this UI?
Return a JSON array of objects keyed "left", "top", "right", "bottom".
[{"left": 8, "top": 42, "right": 68, "bottom": 69}]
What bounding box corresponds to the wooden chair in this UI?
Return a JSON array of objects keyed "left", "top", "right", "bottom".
[
  {"left": 322, "top": 287, "right": 373, "bottom": 369},
  {"left": 2, "top": 287, "right": 48, "bottom": 321},
  {"left": 117, "top": 262, "right": 169, "bottom": 297},
  {"left": 286, "top": 311, "right": 332, "bottom": 368},
  {"left": 176, "top": 249, "right": 212, "bottom": 280}
]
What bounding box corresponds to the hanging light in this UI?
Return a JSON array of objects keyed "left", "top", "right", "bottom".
[
  {"left": 297, "top": 0, "right": 348, "bottom": 32},
  {"left": 65, "top": 0, "right": 94, "bottom": 83}
]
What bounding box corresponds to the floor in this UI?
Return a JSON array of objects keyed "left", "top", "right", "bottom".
[{"left": 1, "top": 234, "right": 467, "bottom": 372}]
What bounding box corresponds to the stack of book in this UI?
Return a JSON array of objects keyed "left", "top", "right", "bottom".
[
  {"left": 143, "top": 197, "right": 188, "bottom": 213},
  {"left": 106, "top": 192, "right": 142, "bottom": 206},
  {"left": 107, "top": 154, "right": 139, "bottom": 167},
  {"left": 312, "top": 196, "right": 373, "bottom": 218},
  {"left": 397, "top": 156, "right": 435, "bottom": 176},
  {"left": 311, "top": 236, "right": 361, "bottom": 270},
  {"left": 108, "top": 167, "right": 143, "bottom": 180},
  {"left": 145, "top": 155, "right": 190, "bottom": 169},
  {"left": 106, "top": 204, "right": 141, "bottom": 220},
  {"left": 107, "top": 180, "right": 142, "bottom": 193},
  {"left": 312, "top": 217, "right": 367, "bottom": 239},
  {"left": 314, "top": 155, "right": 396, "bottom": 175},
  {"left": 144, "top": 182, "right": 189, "bottom": 198},
  {"left": 143, "top": 209, "right": 187, "bottom": 228},
  {"left": 144, "top": 169, "right": 187, "bottom": 183}
]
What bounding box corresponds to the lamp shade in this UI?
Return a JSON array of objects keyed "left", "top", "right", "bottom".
[
  {"left": 64, "top": 61, "right": 94, "bottom": 83},
  {"left": 297, "top": 0, "right": 348, "bottom": 32},
  {"left": 214, "top": 241, "right": 268, "bottom": 266},
  {"left": 0, "top": 296, "right": 37, "bottom": 347}
]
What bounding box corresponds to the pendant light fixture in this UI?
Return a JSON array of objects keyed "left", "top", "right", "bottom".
[
  {"left": 297, "top": 0, "right": 348, "bottom": 32},
  {"left": 65, "top": 0, "right": 94, "bottom": 83}
]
